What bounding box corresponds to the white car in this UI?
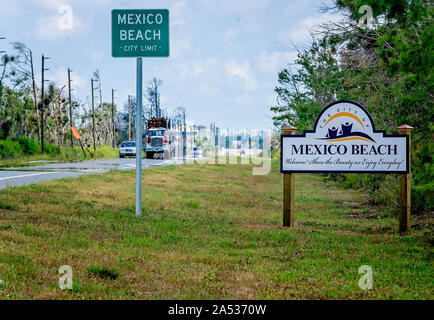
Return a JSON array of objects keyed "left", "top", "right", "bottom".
[{"left": 119, "top": 141, "right": 137, "bottom": 158}]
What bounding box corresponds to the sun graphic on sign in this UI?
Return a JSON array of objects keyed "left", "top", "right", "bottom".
[{"left": 318, "top": 112, "right": 376, "bottom": 143}]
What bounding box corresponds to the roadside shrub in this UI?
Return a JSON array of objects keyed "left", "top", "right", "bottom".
[
  {"left": 271, "top": 149, "right": 280, "bottom": 159},
  {"left": 331, "top": 172, "right": 433, "bottom": 216},
  {"left": 94, "top": 145, "right": 118, "bottom": 159},
  {"left": 17, "top": 137, "right": 41, "bottom": 155},
  {"left": 412, "top": 140, "right": 433, "bottom": 185},
  {"left": 412, "top": 183, "right": 434, "bottom": 214},
  {"left": 44, "top": 143, "right": 60, "bottom": 155},
  {"left": 338, "top": 174, "right": 360, "bottom": 189},
  {"left": 59, "top": 146, "right": 84, "bottom": 160},
  {"left": 369, "top": 174, "right": 399, "bottom": 213},
  {"left": 0, "top": 139, "right": 23, "bottom": 159},
  {"left": 327, "top": 173, "right": 399, "bottom": 214}
]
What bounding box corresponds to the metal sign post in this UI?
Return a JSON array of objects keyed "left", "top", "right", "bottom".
[{"left": 135, "top": 58, "right": 143, "bottom": 216}]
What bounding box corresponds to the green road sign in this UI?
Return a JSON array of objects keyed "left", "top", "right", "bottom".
[{"left": 111, "top": 9, "right": 169, "bottom": 57}]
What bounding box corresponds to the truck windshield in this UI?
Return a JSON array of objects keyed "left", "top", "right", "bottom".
[
  {"left": 121, "top": 142, "right": 136, "bottom": 147},
  {"left": 149, "top": 130, "right": 165, "bottom": 136}
]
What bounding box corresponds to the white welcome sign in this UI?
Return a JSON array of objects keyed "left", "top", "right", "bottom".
[{"left": 281, "top": 100, "right": 409, "bottom": 173}]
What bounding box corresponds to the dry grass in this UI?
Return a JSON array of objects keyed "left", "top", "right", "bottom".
[{"left": 0, "top": 160, "right": 432, "bottom": 299}]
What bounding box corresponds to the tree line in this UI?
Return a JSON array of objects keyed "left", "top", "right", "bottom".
[
  {"left": 0, "top": 39, "right": 185, "bottom": 157},
  {"left": 271, "top": 0, "right": 433, "bottom": 214}
]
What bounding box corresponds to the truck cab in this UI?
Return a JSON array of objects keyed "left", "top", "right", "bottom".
[
  {"left": 146, "top": 128, "right": 176, "bottom": 159},
  {"left": 145, "top": 117, "right": 175, "bottom": 160}
]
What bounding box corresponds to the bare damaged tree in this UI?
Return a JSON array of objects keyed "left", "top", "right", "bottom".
[
  {"left": 93, "top": 69, "right": 105, "bottom": 144},
  {"left": 11, "top": 42, "right": 41, "bottom": 143},
  {"left": 0, "top": 53, "right": 18, "bottom": 138},
  {"left": 146, "top": 77, "right": 162, "bottom": 118}
]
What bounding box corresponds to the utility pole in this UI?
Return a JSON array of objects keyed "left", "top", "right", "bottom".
[
  {"left": 0, "top": 37, "right": 6, "bottom": 115},
  {"left": 68, "top": 68, "right": 73, "bottom": 148},
  {"left": 27, "top": 47, "right": 40, "bottom": 145},
  {"left": 91, "top": 78, "right": 96, "bottom": 151},
  {"left": 41, "top": 54, "right": 49, "bottom": 153},
  {"left": 128, "top": 95, "right": 131, "bottom": 141},
  {"left": 155, "top": 87, "right": 161, "bottom": 118},
  {"left": 98, "top": 80, "right": 103, "bottom": 144},
  {"left": 111, "top": 89, "right": 116, "bottom": 148}
]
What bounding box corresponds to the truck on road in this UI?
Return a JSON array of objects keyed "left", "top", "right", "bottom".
[{"left": 145, "top": 117, "right": 174, "bottom": 159}]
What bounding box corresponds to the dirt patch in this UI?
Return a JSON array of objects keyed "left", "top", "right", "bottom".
[
  {"left": 226, "top": 271, "right": 257, "bottom": 299},
  {"left": 348, "top": 213, "right": 381, "bottom": 219},
  {"left": 341, "top": 201, "right": 369, "bottom": 206}
]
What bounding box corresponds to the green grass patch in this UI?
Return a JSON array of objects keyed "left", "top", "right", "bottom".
[
  {"left": 86, "top": 266, "right": 121, "bottom": 280},
  {"left": 0, "top": 142, "right": 119, "bottom": 168},
  {"left": 0, "top": 160, "right": 432, "bottom": 299}
]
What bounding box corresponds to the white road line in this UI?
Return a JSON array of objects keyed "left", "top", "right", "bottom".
[
  {"left": 0, "top": 172, "right": 62, "bottom": 181},
  {"left": 152, "top": 160, "right": 172, "bottom": 166}
]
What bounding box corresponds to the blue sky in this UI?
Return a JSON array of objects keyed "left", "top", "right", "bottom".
[{"left": 0, "top": 0, "right": 338, "bottom": 129}]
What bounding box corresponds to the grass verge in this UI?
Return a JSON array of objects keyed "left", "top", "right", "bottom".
[
  {"left": 0, "top": 160, "right": 432, "bottom": 299},
  {"left": 0, "top": 145, "right": 118, "bottom": 168}
]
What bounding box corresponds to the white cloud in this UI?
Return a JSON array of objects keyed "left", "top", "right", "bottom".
[
  {"left": 284, "top": 0, "right": 312, "bottom": 16},
  {"left": 197, "top": 83, "right": 219, "bottom": 95},
  {"left": 280, "top": 13, "right": 341, "bottom": 46},
  {"left": 183, "top": 64, "right": 204, "bottom": 77},
  {"left": 0, "top": 0, "right": 22, "bottom": 14},
  {"left": 228, "top": 94, "right": 256, "bottom": 113},
  {"left": 224, "top": 60, "right": 257, "bottom": 91},
  {"left": 170, "top": 1, "right": 188, "bottom": 27},
  {"left": 160, "top": 95, "right": 170, "bottom": 105},
  {"left": 221, "top": 28, "right": 241, "bottom": 47},
  {"left": 234, "top": 94, "right": 252, "bottom": 106},
  {"left": 38, "top": 0, "right": 63, "bottom": 9},
  {"left": 38, "top": 0, "right": 113, "bottom": 9},
  {"left": 178, "top": 58, "right": 218, "bottom": 78},
  {"left": 224, "top": 28, "right": 240, "bottom": 40},
  {"left": 171, "top": 38, "right": 192, "bottom": 59},
  {"left": 46, "top": 67, "right": 86, "bottom": 90},
  {"left": 199, "top": 0, "right": 270, "bottom": 12},
  {"left": 90, "top": 52, "right": 103, "bottom": 63},
  {"left": 34, "top": 14, "right": 85, "bottom": 41},
  {"left": 254, "top": 51, "right": 297, "bottom": 73}
]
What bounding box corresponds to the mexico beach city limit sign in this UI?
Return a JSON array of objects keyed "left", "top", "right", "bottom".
[
  {"left": 111, "top": 9, "right": 169, "bottom": 57},
  {"left": 281, "top": 100, "right": 409, "bottom": 174}
]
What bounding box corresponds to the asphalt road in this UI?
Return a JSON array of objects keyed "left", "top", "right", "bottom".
[{"left": 0, "top": 158, "right": 182, "bottom": 190}]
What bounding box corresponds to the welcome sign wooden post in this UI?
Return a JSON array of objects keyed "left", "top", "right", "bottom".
[
  {"left": 397, "top": 125, "right": 413, "bottom": 232},
  {"left": 281, "top": 100, "right": 412, "bottom": 233},
  {"left": 282, "top": 126, "right": 297, "bottom": 227}
]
